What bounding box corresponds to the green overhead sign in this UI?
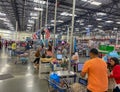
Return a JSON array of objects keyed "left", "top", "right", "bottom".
[{"left": 99, "top": 45, "right": 115, "bottom": 54}]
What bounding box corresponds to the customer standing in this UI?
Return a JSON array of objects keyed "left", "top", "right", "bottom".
[
  {"left": 81, "top": 48, "right": 108, "bottom": 92},
  {"left": 11, "top": 42, "right": 17, "bottom": 56},
  {"left": 109, "top": 57, "right": 120, "bottom": 92}
]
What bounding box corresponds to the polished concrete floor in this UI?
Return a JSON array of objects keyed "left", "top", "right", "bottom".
[
  {"left": 0, "top": 47, "right": 48, "bottom": 92},
  {"left": 0, "top": 47, "right": 89, "bottom": 92}
]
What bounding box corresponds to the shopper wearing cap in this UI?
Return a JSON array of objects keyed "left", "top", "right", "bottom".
[
  {"left": 109, "top": 57, "right": 120, "bottom": 92},
  {"left": 81, "top": 48, "right": 108, "bottom": 92}
]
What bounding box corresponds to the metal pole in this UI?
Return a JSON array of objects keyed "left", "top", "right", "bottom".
[
  {"left": 16, "top": 21, "right": 18, "bottom": 41},
  {"left": 67, "top": 27, "right": 70, "bottom": 43},
  {"left": 53, "top": 0, "right": 57, "bottom": 47},
  {"left": 116, "top": 32, "right": 118, "bottom": 46},
  {"left": 40, "top": 12, "right": 43, "bottom": 29},
  {"left": 40, "top": 0, "right": 43, "bottom": 40},
  {"left": 69, "top": 0, "right": 76, "bottom": 71},
  {"left": 45, "top": 0, "right": 48, "bottom": 27}
]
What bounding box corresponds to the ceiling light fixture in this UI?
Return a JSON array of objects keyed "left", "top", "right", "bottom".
[
  {"left": 51, "top": 20, "right": 63, "bottom": 23},
  {"left": 30, "top": 12, "right": 38, "bottom": 16},
  {"left": 88, "top": 25, "right": 93, "bottom": 27},
  {"left": 96, "top": 18, "right": 102, "bottom": 21},
  {"left": 28, "top": 20, "right": 34, "bottom": 24},
  {"left": 34, "top": 7, "right": 43, "bottom": 11},
  {"left": 114, "top": 28, "right": 118, "bottom": 30},
  {"left": 33, "top": 0, "right": 46, "bottom": 4},
  {"left": 105, "top": 20, "right": 114, "bottom": 23},
  {"left": 50, "top": 24, "right": 54, "bottom": 26},
  {"left": 31, "top": 16, "right": 38, "bottom": 19},
  {"left": 81, "top": 0, "right": 102, "bottom": 6},
  {"left": 60, "top": 12, "right": 77, "bottom": 16},
  {"left": 80, "top": 23, "right": 84, "bottom": 25},
  {"left": 97, "top": 12, "right": 106, "bottom": 16},
  {"left": 81, "top": 0, "right": 88, "bottom": 2},
  {"left": 0, "top": 18, "right": 7, "bottom": 21},
  {"left": 27, "top": 24, "right": 32, "bottom": 27},
  {"left": 116, "top": 22, "right": 120, "bottom": 24},
  {"left": 98, "top": 26, "right": 102, "bottom": 28},
  {"left": 0, "top": 12, "right": 6, "bottom": 16},
  {"left": 91, "top": 1, "right": 102, "bottom": 6}
]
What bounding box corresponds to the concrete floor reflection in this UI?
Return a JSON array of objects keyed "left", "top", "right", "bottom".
[{"left": 0, "top": 47, "right": 48, "bottom": 92}]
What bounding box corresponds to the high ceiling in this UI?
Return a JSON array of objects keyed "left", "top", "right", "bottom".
[{"left": 0, "top": 0, "right": 120, "bottom": 35}]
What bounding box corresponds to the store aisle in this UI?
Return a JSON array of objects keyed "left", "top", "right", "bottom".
[{"left": 0, "top": 47, "right": 48, "bottom": 92}]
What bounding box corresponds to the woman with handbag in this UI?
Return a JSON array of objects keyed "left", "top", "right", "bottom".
[{"left": 109, "top": 57, "right": 120, "bottom": 92}]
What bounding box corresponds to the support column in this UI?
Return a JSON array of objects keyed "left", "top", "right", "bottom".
[
  {"left": 53, "top": 0, "right": 57, "bottom": 47},
  {"left": 16, "top": 21, "right": 18, "bottom": 41},
  {"left": 69, "top": 0, "right": 76, "bottom": 71},
  {"left": 45, "top": 0, "right": 48, "bottom": 27}
]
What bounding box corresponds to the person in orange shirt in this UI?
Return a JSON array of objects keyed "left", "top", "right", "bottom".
[{"left": 81, "top": 48, "right": 108, "bottom": 92}]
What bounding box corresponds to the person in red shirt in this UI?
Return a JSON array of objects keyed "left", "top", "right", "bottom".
[{"left": 109, "top": 57, "right": 120, "bottom": 92}]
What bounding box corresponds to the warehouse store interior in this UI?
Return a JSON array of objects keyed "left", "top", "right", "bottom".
[{"left": 0, "top": 0, "right": 120, "bottom": 92}]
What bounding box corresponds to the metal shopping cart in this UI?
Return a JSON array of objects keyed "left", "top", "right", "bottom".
[
  {"left": 14, "top": 50, "right": 29, "bottom": 64},
  {"left": 46, "top": 76, "right": 72, "bottom": 92}
]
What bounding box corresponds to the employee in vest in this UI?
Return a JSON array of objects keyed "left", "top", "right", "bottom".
[{"left": 80, "top": 48, "right": 108, "bottom": 92}]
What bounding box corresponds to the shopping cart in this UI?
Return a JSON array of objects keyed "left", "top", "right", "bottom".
[
  {"left": 15, "top": 50, "right": 29, "bottom": 64},
  {"left": 46, "top": 76, "right": 72, "bottom": 92}
]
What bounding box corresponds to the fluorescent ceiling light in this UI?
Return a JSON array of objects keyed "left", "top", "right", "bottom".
[
  {"left": 116, "top": 22, "right": 120, "bottom": 24},
  {"left": 105, "top": 20, "right": 113, "bottom": 23},
  {"left": 31, "top": 17, "right": 38, "bottom": 19},
  {"left": 34, "top": 7, "right": 43, "bottom": 11},
  {"left": 97, "top": 12, "right": 106, "bottom": 16},
  {"left": 85, "top": 27, "right": 89, "bottom": 30},
  {"left": 28, "top": 20, "right": 34, "bottom": 24},
  {"left": 51, "top": 20, "right": 63, "bottom": 23},
  {"left": 114, "top": 28, "right": 118, "bottom": 30},
  {"left": 0, "top": 12, "right": 6, "bottom": 16},
  {"left": 4, "top": 22, "right": 9, "bottom": 24},
  {"left": 0, "top": 18, "right": 7, "bottom": 21},
  {"left": 57, "top": 20, "right": 64, "bottom": 23},
  {"left": 30, "top": 12, "right": 38, "bottom": 16},
  {"left": 81, "top": 0, "right": 102, "bottom": 6},
  {"left": 91, "top": 1, "right": 102, "bottom": 6},
  {"left": 33, "top": 0, "right": 46, "bottom": 4},
  {"left": 81, "top": 0, "right": 88, "bottom": 1},
  {"left": 80, "top": 23, "right": 84, "bottom": 25},
  {"left": 60, "top": 12, "right": 77, "bottom": 16},
  {"left": 88, "top": 25, "right": 93, "bottom": 27},
  {"left": 60, "top": 12, "right": 68, "bottom": 16},
  {"left": 76, "top": 20, "right": 79, "bottom": 22},
  {"left": 27, "top": 24, "right": 32, "bottom": 27},
  {"left": 98, "top": 26, "right": 102, "bottom": 28},
  {"left": 96, "top": 18, "right": 102, "bottom": 21}
]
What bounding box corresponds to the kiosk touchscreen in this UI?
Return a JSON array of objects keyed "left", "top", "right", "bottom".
[
  {"left": 56, "top": 54, "right": 63, "bottom": 60},
  {"left": 77, "top": 63, "right": 84, "bottom": 72}
]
